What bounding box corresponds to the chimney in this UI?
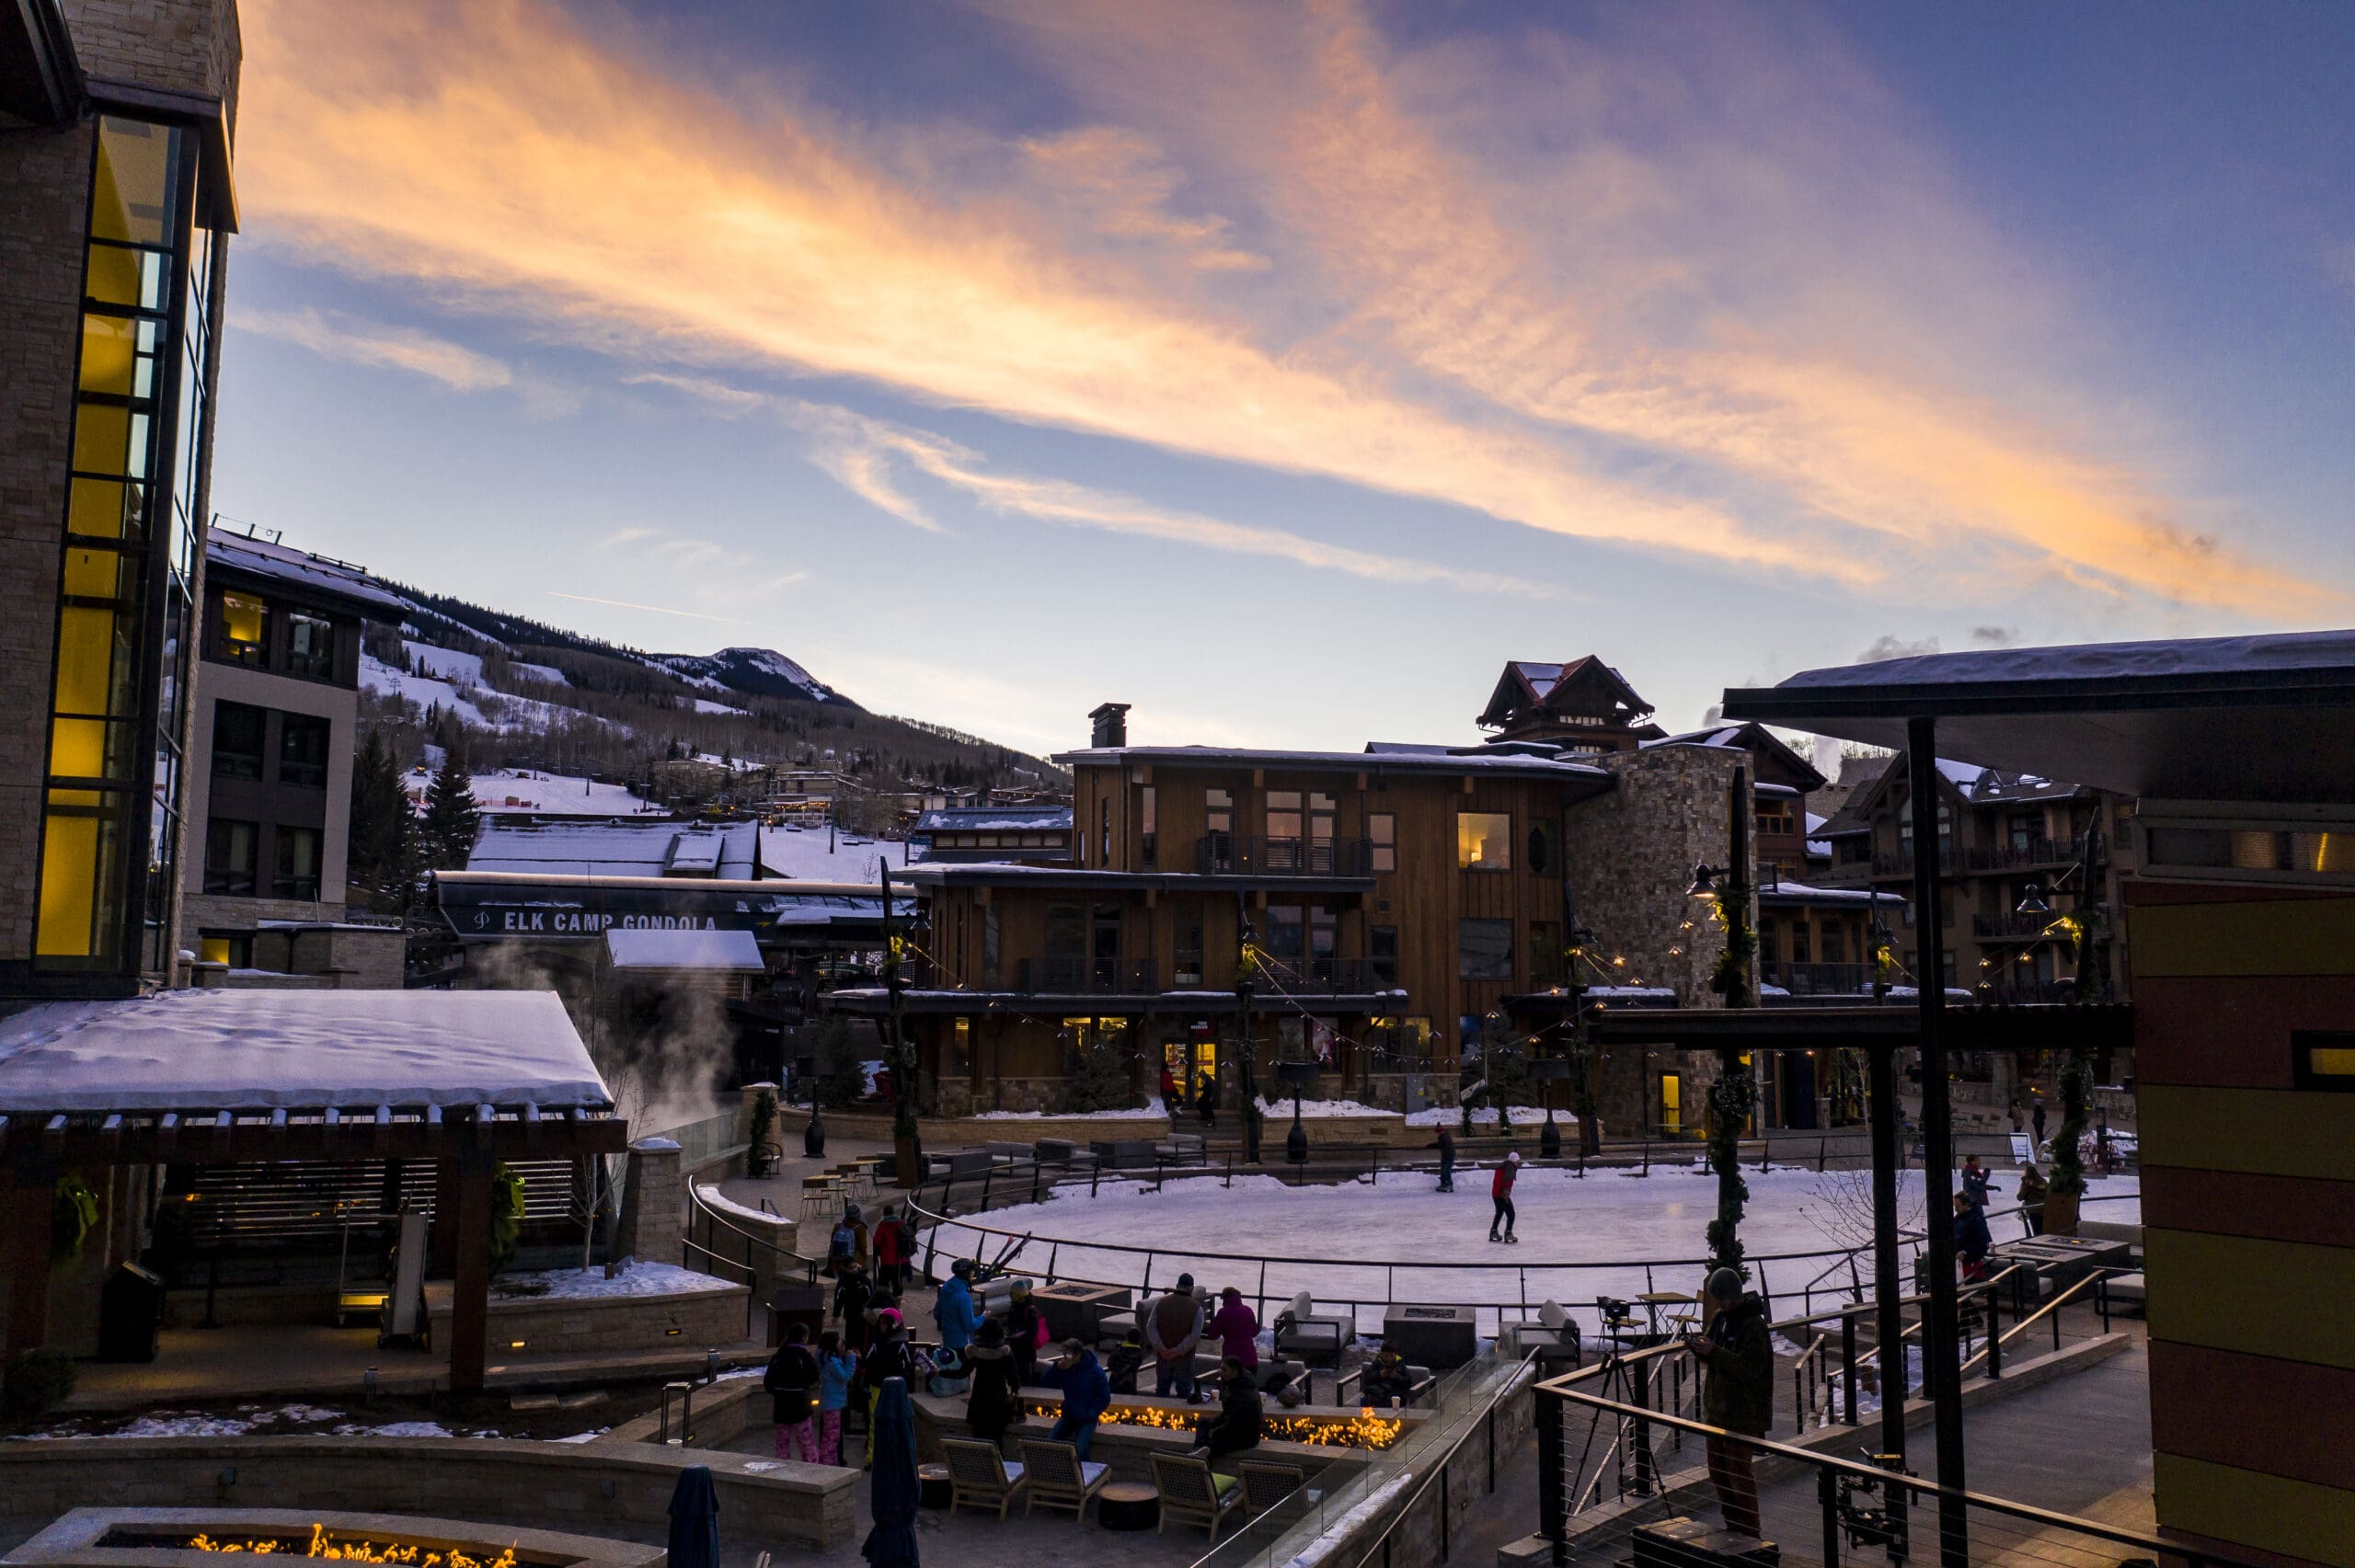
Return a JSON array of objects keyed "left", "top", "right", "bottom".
[{"left": 1089, "top": 702, "right": 1132, "bottom": 749}]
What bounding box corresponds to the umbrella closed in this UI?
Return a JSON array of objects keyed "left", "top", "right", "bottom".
[
  {"left": 667, "top": 1465, "right": 720, "bottom": 1568},
  {"left": 862, "top": 1376, "right": 921, "bottom": 1568}
]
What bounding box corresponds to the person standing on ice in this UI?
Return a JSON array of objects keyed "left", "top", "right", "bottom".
[
  {"left": 1488, "top": 1150, "right": 1522, "bottom": 1242},
  {"left": 1432, "top": 1125, "right": 1457, "bottom": 1192}
]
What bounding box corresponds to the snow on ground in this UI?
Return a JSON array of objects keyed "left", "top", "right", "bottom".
[
  {"left": 1403, "top": 1104, "right": 1559, "bottom": 1127},
  {"left": 693, "top": 698, "right": 750, "bottom": 715},
  {"left": 759, "top": 826, "right": 904, "bottom": 883},
  {"left": 495, "top": 1261, "right": 739, "bottom": 1299},
  {"left": 465, "top": 769, "right": 655, "bottom": 817},
  {"left": 928, "top": 1166, "right": 2142, "bottom": 1333},
  {"left": 362, "top": 653, "right": 491, "bottom": 727},
  {"left": 403, "top": 640, "right": 484, "bottom": 685},
  {"left": 508, "top": 659, "right": 569, "bottom": 686}
]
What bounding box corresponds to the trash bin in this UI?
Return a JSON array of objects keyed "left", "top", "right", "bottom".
[{"left": 98, "top": 1262, "right": 165, "bottom": 1363}]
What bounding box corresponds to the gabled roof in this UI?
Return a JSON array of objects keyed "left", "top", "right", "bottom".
[
  {"left": 1833, "top": 750, "right": 2084, "bottom": 825},
  {"left": 1641, "top": 721, "right": 1827, "bottom": 793},
  {"left": 1477, "top": 656, "right": 1653, "bottom": 731}
]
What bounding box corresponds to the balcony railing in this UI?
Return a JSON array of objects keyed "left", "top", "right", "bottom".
[
  {"left": 1964, "top": 834, "right": 2087, "bottom": 873},
  {"left": 1871, "top": 844, "right": 1957, "bottom": 876},
  {"left": 1016, "top": 957, "right": 1159, "bottom": 994},
  {"left": 1250, "top": 956, "right": 1394, "bottom": 995},
  {"left": 1972, "top": 910, "right": 2077, "bottom": 940},
  {"left": 1763, "top": 960, "right": 1875, "bottom": 996},
  {"left": 1193, "top": 833, "right": 1374, "bottom": 878}
]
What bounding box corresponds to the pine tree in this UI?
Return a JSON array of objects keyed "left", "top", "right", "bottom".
[
  {"left": 420, "top": 752, "right": 482, "bottom": 870},
  {"left": 348, "top": 729, "right": 419, "bottom": 911}
]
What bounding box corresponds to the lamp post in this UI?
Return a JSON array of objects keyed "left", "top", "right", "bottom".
[
  {"left": 880, "top": 861, "right": 919, "bottom": 1185},
  {"left": 1533, "top": 1056, "right": 1571, "bottom": 1160},
  {"left": 1235, "top": 897, "right": 1262, "bottom": 1166},
  {"left": 1277, "top": 1059, "right": 1318, "bottom": 1165}
]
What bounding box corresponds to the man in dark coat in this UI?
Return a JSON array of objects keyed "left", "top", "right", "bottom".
[
  {"left": 1041, "top": 1338, "right": 1113, "bottom": 1459},
  {"left": 1003, "top": 1279, "right": 1045, "bottom": 1387},
  {"left": 833, "top": 1261, "right": 874, "bottom": 1354},
  {"left": 1433, "top": 1125, "right": 1456, "bottom": 1192},
  {"left": 764, "top": 1322, "right": 821, "bottom": 1462},
  {"left": 1687, "top": 1267, "right": 1771, "bottom": 1538},
  {"left": 963, "top": 1318, "right": 1022, "bottom": 1453},
  {"left": 1191, "top": 1357, "right": 1264, "bottom": 1460}
]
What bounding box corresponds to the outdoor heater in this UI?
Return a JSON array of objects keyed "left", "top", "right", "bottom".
[{"left": 1276, "top": 1058, "right": 1320, "bottom": 1165}]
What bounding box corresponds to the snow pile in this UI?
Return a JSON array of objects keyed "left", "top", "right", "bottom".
[
  {"left": 758, "top": 827, "right": 897, "bottom": 883},
  {"left": 404, "top": 641, "right": 485, "bottom": 685},
  {"left": 362, "top": 653, "right": 492, "bottom": 727},
  {"left": 496, "top": 1262, "right": 739, "bottom": 1300},
  {"left": 467, "top": 770, "right": 654, "bottom": 817},
  {"left": 604, "top": 929, "right": 764, "bottom": 972},
  {"left": 343, "top": 1421, "right": 455, "bottom": 1438},
  {"left": 1254, "top": 1098, "right": 1398, "bottom": 1120},
  {"left": 693, "top": 698, "right": 749, "bottom": 716},
  {"left": 0, "top": 989, "right": 611, "bottom": 1114},
  {"left": 1279, "top": 1472, "right": 1417, "bottom": 1568},
  {"left": 695, "top": 1185, "right": 792, "bottom": 1227},
  {"left": 1403, "top": 1105, "right": 1563, "bottom": 1127}
]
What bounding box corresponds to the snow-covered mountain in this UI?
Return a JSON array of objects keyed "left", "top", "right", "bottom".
[{"left": 649, "top": 647, "right": 855, "bottom": 707}]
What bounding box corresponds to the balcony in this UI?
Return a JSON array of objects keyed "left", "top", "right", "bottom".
[
  {"left": 1870, "top": 845, "right": 1957, "bottom": 877},
  {"left": 1964, "top": 834, "right": 2088, "bottom": 874},
  {"left": 1015, "top": 956, "right": 1159, "bottom": 994},
  {"left": 1250, "top": 956, "right": 1395, "bottom": 996},
  {"left": 1763, "top": 960, "right": 1875, "bottom": 997},
  {"left": 1193, "top": 834, "right": 1375, "bottom": 879},
  {"left": 1972, "top": 910, "right": 2076, "bottom": 940}
]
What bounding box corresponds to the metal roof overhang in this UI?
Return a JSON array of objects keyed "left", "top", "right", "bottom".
[
  {"left": 1587, "top": 1001, "right": 2133, "bottom": 1054},
  {"left": 1723, "top": 654, "right": 2355, "bottom": 804},
  {"left": 824, "top": 989, "right": 1400, "bottom": 1018}
]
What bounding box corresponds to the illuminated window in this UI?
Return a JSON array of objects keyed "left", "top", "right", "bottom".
[
  {"left": 1139, "top": 786, "right": 1156, "bottom": 868},
  {"left": 1456, "top": 812, "right": 1511, "bottom": 871},
  {"left": 199, "top": 933, "right": 251, "bottom": 968},
  {"left": 217, "top": 591, "right": 268, "bottom": 665},
  {"left": 1266, "top": 790, "right": 1302, "bottom": 841},
  {"left": 1660, "top": 1071, "right": 1683, "bottom": 1134}
]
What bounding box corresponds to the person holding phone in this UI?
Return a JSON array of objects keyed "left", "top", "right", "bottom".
[{"left": 1687, "top": 1267, "right": 1772, "bottom": 1539}]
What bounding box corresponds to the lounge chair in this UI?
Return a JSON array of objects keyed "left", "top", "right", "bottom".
[
  {"left": 941, "top": 1436, "right": 1027, "bottom": 1520},
  {"left": 1151, "top": 1452, "right": 1242, "bottom": 1539},
  {"left": 1019, "top": 1437, "right": 1109, "bottom": 1521},
  {"left": 1238, "top": 1461, "right": 1306, "bottom": 1517}
]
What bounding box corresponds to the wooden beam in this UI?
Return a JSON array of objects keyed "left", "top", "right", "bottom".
[
  {"left": 3, "top": 1162, "right": 55, "bottom": 1355},
  {"left": 447, "top": 1162, "right": 495, "bottom": 1392}
]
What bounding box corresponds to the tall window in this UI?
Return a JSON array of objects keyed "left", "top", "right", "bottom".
[
  {"left": 1370, "top": 925, "right": 1399, "bottom": 987},
  {"left": 274, "top": 826, "right": 322, "bottom": 900},
  {"left": 216, "top": 591, "right": 268, "bottom": 665},
  {"left": 1458, "top": 918, "right": 1513, "bottom": 979},
  {"left": 285, "top": 611, "right": 335, "bottom": 680},
  {"left": 1175, "top": 918, "right": 1204, "bottom": 987},
  {"left": 1660, "top": 1071, "right": 1683, "bottom": 1134},
  {"left": 280, "top": 715, "right": 330, "bottom": 788},
  {"left": 982, "top": 904, "right": 1001, "bottom": 988},
  {"left": 1822, "top": 925, "right": 1847, "bottom": 964},
  {"left": 1791, "top": 923, "right": 1812, "bottom": 962},
  {"left": 1090, "top": 902, "right": 1122, "bottom": 982},
  {"left": 1205, "top": 787, "right": 1232, "bottom": 835},
  {"left": 1457, "top": 812, "right": 1511, "bottom": 871},
  {"left": 1098, "top": 797, "right": 1111, "bottom": 867},
  {"left": 1265, "top": 904, "right": 1304, "bottom": 961},
  {"left": 1308, "top": 792, "right": 1336, "bottom": 871},
  {"left": 213, "top": 701, "right": 265, "bottom": 780},
  {"left": 1266, "top": 789, "right": 1302, "bottom": 842},
  {"left": 1370, "top": 812, "right": 1396, "bottom": 874},
  {"left": 38, "top": 117, "right": 213, "bottom": 969},
  {"left": 1139, "top": 785, "right": 1157, "bottom": 868},
  {"left": 1529, "top": 921, "right": 1558, "bottom": 983},
  {"left": 1308, "top": 904, "right": 1338, "bottom": 979},
  {"left": 203, "top": 818, "right": 257, "bottom": 896}
]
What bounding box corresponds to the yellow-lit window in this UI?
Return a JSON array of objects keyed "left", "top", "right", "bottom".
[
  {"left": 218, "top": 592, "right": 267, "bottom": 664},
  {"left": 1660, "top": 1072, "right": 1683, "bottom": 1134},
  {"left": 1457, "top": 811, "right": 1511, "bottom": 871},
  {"left": 200, "top": 936, "right": 231, "bottom": 966}
]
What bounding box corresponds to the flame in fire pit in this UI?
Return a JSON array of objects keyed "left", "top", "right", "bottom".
[
  {"left": 1022, "top": 1402, "right": 1403, "bottom": 1450},
  {"left": 183, "top": 1527, "right": 521, "bottom": 1568}
]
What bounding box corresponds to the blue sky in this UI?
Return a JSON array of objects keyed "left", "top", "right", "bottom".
[{"left": 209, "top": 0, "right": 2355, "bottom": 756}]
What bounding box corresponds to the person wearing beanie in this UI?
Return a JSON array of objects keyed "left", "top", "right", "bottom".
[
  {"left": 964, "top": 1316, "right": 1021, "bottom": 1453},
  {"left": 1208, "top": 1285, "right": 1259, "bottom": 1370},
  {"left": 1685, "top": 1266, "right": 1772, "bottom": 1537},
  {"left": 1004, "top": 1278, "right": 1045, "bottom": 1386},
  {"left": 1489, "top": 1150, "right": 1522, "bottom": 1243},
  {"left": 934, "top": 1256, "right": 978, "bottom": 1356}
]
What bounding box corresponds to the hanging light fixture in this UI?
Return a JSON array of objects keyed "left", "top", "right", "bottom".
[{"left": 2015, "top": 883, "right": 2051, "bottom": 916}]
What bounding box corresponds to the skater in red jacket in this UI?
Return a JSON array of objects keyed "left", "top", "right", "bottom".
[{"left": 1489, "top": 1150, "right": 1522, "bottom": 1243}]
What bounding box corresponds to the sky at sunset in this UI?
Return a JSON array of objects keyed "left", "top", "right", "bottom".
[{"left": 208, "top": 0, "right": 2355, "bottom": 756}]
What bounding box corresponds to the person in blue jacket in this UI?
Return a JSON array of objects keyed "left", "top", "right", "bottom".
[
  {"left": 933, "top": 1256, "right": 979, "bottom": 1356},
  {"left": 1040, "top": 1336, "right": 1113, "bottom": 1459}
]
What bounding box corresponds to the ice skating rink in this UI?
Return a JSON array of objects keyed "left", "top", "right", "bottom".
[{"left": 925, "top": 1163, "right": 2142, "bottom": 1330}]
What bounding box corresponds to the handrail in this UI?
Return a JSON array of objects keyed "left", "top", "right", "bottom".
[
  {"left": 1536, "top": 1379, "right": 2270, "bottom": 1568},
  {"left": 1959, "top": 1264, "right": 2115, "bottom": 1379}
]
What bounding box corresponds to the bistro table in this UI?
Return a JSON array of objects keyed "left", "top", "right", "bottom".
[{"left": 1097, "top": 1482, "right": 1160, "bottom": 1531}]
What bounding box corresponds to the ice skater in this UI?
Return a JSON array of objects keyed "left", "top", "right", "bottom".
[
  {"left": 1433, "top": 1125, "right": 1457, "bottom": 1192},
  {"left": 1488, "top": 1150, "right": 1521, "bottom": 1242}
]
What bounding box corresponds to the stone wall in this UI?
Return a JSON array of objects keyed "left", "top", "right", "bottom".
[
  {"left": 63, "top": 0, "right": 244, "bottom": 118},
  {"left": 0, "top": 1435, "right": 856, "bottom": 1550},
  {"left": 423, "top": 1275, "right": 750, "bottom": 1358},
  {"left": 615, "top": 1139, "right": 683, "bottom": 1264}
]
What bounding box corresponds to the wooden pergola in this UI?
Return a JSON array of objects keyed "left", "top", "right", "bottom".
[{"left": 0, "top": 989, "right": 629, "bottom": 1391}]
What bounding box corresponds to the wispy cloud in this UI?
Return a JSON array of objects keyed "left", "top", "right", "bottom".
[
  {"left": 546, "top": 590, "right": 750, "bottom": 624},
  {"left": 233, "top": 0, "right": 2334, "bottom": 617},
  {"left": 238, "top": 305, "right": 512, "bottom": 392}
]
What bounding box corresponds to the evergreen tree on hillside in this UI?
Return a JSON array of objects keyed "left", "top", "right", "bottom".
[
  {"left": 420, "top": 753, "right": 482, "bottom": 870},
  {"left": 348, "top": 729, "right": 418, "bottom": 912}
]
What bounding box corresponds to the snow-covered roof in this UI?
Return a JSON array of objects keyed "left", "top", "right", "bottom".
[
  {"left": 603, "top": 929, "right": 766, "bottom": 972},
  {"left": 0, "top": 990, "right": 611, "bottom": 1115},
  {"left": 1758, "top": 880, "right": 1887, "bottom": 905},
  {"left": 914, "top": 807, "right": 1073, "bottom": 833},
  {"left": 206, "top": 531, "right": 408, "bottom": 617},
  {"left": 1774, "top": 631, "right": 2355, "bottom": 692},
  {"left": 469, "top": 818, "right": 760, "bottom": 879}
]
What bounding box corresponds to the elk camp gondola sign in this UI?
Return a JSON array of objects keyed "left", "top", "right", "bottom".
[{"left": 432, "top": 871, "right": 897, "bottom": 947}]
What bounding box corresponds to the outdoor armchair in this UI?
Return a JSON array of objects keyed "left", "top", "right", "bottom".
[
  {"left": 1150, "top": 1452, "right": 1243, "bottom": 1539},
  {"left": 1018, "top": 1437, "right": 1110, "bottom": 1521},
  {"left": 941, "top": 1436, "right": 1028, "bottom": 1520}
]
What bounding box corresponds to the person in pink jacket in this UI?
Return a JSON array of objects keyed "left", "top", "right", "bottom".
[{"left": 1208, "top": 1286, "right": 1259, "bottom": 1370}]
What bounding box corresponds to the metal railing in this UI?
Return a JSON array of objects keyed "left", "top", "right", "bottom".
[
  {"left": 1194, "top": 834, "right": 1375, "bottom": 878},
  {"left": 1014, "top": 956, "right": 1159, "bottom": 994},
  {"left": 1963, "top": 833, "right": 2088, "bottom": 873},
  {"left": 1971, "top": 910, "right": 2075, "bottom": 940},
  {"left": 1762, "top": 960, "right": 1875, "bottom": 996}
]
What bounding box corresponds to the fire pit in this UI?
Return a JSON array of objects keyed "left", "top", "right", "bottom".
[
  {"left": 6, "top": 1511, "right": 661, "bottom": 1568},
  {"left": 1022, "top": 1398, "right": 1407, "bottom": 1450}
]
